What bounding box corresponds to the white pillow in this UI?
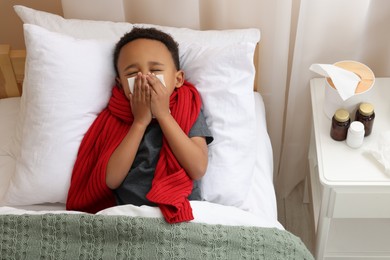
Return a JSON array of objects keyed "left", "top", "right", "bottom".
[
  {"left": 241, "top": 93, "right": 277, "bottom": 218},
  {"left": 1, "top": 24, "right": 115, "bottom": 205},
  {"left": 6, "top": 5, "right": 260, "bottom": 209},
  {"left": 14, "top": 5, "right": 260, "bottom": 48},
  {"left": 14, "top": 5, "right": 132, "bottom": 41},
  {"left": 181, "top": 43, "right": 257, "bottom": 207}
]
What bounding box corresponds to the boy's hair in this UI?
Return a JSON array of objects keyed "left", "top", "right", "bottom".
[{"left": 113, "top": 27, "right": 180, "bottom": 76}]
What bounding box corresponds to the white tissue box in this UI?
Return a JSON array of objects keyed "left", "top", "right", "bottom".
[{"left": 324, "top": 60, "right": 375, "bottom": 119}]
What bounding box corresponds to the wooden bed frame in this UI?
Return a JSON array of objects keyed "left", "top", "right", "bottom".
[
  {"left": 0, "top": 45, "right": 25, "bottom": 98},
  {"left": 0, "top": 44, "right": 259, "bottom": 99}
]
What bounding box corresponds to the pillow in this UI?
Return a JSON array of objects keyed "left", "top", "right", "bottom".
[
  {"left": 181, "top": 43, "right": 257, "bottom": 206},
  {"left": 1, "top": 24, "right": 115, "bottom": 205},
  {"left": 14, "top": 5, "right": 132, "bottom": 41},
  {"left": 5, "top": 5, "right": 260, "bottom": 209},
  {"left": 14, "top": 5, "right": 260, "bottom": 48}
]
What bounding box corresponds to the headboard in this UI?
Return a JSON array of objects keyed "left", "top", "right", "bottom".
[
  {"left": 0, "top": 45, "right": 24, "bottom": 98},
  {"left": 0, "top": 43, "right": 259, "bottom": 99}
]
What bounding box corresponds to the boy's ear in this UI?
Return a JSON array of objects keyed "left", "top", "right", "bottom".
[
  {"left": 115, "top": 77, "right": 122, "bottom": 88},
  {"left": 175, "top": 70, "right": 185, "bottom": 89}
]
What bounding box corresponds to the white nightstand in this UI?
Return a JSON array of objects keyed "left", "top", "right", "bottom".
[{"left": 309, "top": 78, "right": 390, "bottom": 260}]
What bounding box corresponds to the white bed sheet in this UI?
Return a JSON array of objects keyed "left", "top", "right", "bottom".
[
  {"left": 0, "top": 201, "right": 283, "bottom": 229},
  {"left": 0, "top": 93, "right": 282, "bottom": 229},
  {"left": 0, "top": 97, "right": 19, "bottom": 199}
]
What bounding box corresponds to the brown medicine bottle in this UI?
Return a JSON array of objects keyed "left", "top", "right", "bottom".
[
  {"left": 355, "top": 103, "right": 375, "bottom": 136},
  {"left": 330, "top": 109, "right": 351, "bottom": 141}
]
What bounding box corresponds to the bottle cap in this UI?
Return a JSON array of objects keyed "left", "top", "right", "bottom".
[
  {"left": 334, "top": 109, "right": 350, "bottom": 122},
  {"left": 359, "top": 103, "right": 374, "bottom": 116},
  {"left": 348, "top": 121, "right": 364, "bottom": 135},
  {"left": 346, "top": 121, "right": 365, "bottom": 148}
]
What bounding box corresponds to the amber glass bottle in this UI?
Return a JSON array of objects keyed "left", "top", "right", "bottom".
[
  {"left": 355, "top": 103, "right": 375, "bottom": 136},
  {"left": 330, "top": 109, "right": 351, "bottom": 141}
]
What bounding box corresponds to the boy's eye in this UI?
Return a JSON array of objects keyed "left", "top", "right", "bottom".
[
  {"left": 151, "top": 69, "right": 162, "bottom": 73},
  {"left": 126, "top": 72, "right": 137, "bottom": 77}
]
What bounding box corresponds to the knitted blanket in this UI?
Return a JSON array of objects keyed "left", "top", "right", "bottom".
[{"left": 0, "top": 214, "right": 314, "bottom": 260}]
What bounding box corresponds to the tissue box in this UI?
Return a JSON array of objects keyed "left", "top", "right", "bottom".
[{"left": 324, "top": 60, "right": 375, "bottom": 119}]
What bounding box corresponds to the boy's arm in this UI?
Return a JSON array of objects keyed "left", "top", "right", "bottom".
[
  {"left": 105, "top": 122, "right": 147, "bottom": 189},
  {"left": 106, "top": 75, "right": 152, "bottom": 189},
  {"left": 157, "top": 114, "right": 208, "bottom": 180},
  {"left": 147, "top": 73, "right": 208, "bottom": 180}
]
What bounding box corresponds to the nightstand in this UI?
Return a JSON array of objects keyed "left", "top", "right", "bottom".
[{"left": 308, "top": 78, "right": 390, "bottom": 259}]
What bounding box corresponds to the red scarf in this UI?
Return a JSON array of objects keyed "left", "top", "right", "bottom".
[{"left": 66, "top": 82, "right": 201, "bottom": 223}]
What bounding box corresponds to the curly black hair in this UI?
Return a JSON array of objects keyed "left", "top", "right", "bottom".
[{"left": 113, "top": 27, "right": 180, "bottom": 76}]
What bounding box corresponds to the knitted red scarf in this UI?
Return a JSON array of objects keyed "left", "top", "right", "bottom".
[{"left": 66, "top": 82, "right": 201, "bottom": 223}]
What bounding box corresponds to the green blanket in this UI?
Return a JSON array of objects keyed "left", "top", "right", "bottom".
[{"left": 0, "top": 214, "right": 313, "bottom": 259}]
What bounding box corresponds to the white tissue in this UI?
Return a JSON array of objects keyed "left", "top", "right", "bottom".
[
  {"left": 127, "top": 77, "right": 135, "bottom": 94},
  {"left": 367, "top": 131, "right": 390, "bottom": 174},
  {"left": 310, "top": 63, "right": 361, "bottom": 101},
  {"left": 127, "top": 74, "right": 166, "bottom": 94},
  {"left": 155, "top": 74, "right": 166, "bottom": 87}
]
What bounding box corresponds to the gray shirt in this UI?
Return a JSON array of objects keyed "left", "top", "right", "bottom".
[{"left": 114, "top": 110, "right": 213, "bottom": 206}]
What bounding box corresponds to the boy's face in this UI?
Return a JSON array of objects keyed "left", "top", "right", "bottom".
[{"left": 116, "top": 38, "right": 183, "bottom": 99}]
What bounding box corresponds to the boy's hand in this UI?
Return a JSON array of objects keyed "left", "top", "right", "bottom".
[
  {"left": 147, "top": 73, "right": 170, "bottom": 119},
  {"left": 129, "top": 72, "right": 152, "bottom": 126}
]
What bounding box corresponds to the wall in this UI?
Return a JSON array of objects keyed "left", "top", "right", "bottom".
[
  {"left": 61, "top": 0, "right": 201, "bottom": 29},
  {"left": 0, "top": 0, "right": 63, "bottom": 49},
  {"left": 61, "top": 0, "right": 125, "bottom": 22}
]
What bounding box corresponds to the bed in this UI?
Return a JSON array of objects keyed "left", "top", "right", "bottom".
[{"left": 0, "top": 5, "right": 313, "bottom": 259}]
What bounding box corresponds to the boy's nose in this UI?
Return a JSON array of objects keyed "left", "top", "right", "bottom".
[{"left": 139, "top": 70, "right": 151, "bottom": 76}]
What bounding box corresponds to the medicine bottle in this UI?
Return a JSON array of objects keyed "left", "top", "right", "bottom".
[
  {"left": 346, "top": 121, "right": 365, "bottom": 148},
  {"left": 355, "top": 102, "right": 375, "bottom": 136},
  {"left": 330, "top": 109, "right": 350, "bottom": 141}
]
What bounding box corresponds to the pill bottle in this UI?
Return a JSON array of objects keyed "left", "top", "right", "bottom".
[
  {"left": 346, "top": 121, "right": 365, "bottom": 148},
  {"left": 330, "top": 109, "right": 350, "bottom": 141},
  {"left": 355, "top": 102, "right": 375, "bottom": 136}
]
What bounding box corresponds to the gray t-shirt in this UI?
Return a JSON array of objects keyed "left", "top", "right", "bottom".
[{"left": 114, "top": 110, "right": 213, "bottom": 206}]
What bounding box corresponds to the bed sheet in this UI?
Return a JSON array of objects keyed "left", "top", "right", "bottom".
[
  {"left": 0, "top": 92, "right": 281, "bottom": 229},
  {"left": 0, "top": 97, "right": 19, "bottom": 199}
]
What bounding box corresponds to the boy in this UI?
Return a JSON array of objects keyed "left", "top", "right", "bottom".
[{"left": 66, "top": 27, "right": 213, "bottom": 223}]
